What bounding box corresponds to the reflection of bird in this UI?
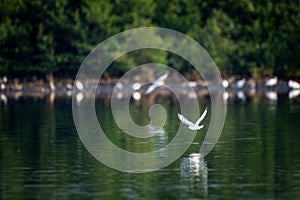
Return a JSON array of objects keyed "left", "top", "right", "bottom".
[
  {"left": 289, "top": 90, "right": 300, "bottom": 99},
  {"left": 236, "top": 78, "right": 246, "bottom": 88},
  {"left": 188, "top": 153, "right": 207, "bottom": 176},
  {"left": 288, "top": 80, "right": 300, "bottom": 90},
  {"left": 145, "top": 73, "right": 168, "bottom": 94},
  {"left": 1, "top": 94, "right": 8, "bottom": 105},
  {"left": 265, "top": 91, "right": 278, "bottom": 101},
  {"left": 265, "top": 77, "right": 278, "bottom": 87},
  {"left": 132, "top": 91, "right": 141, "bottom": 101},
  {"left": 237, "top": 91, "right": 246, "bottom": 101},
  {"left": 181, "top": 153, "right": 208, "bottom": 180},
  {"left": 178, "top": 108, "right": 207, "bottom": 130},
  {"left": 76, "top": 92, "right": 84, "bottom": 103},
  {"left": 223, "top": 91, "right": 229, "bottom": 103}
]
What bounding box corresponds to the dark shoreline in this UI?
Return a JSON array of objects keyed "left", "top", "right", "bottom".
[{"left": 0, "top": 77, "right": 298, "bottom": 93}]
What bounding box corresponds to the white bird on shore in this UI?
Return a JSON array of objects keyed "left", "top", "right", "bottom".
[
  {"left": 265, "top": 76, "right": 278, "bottom": 87},
  {"left": 236, "top": 78, "right": 246, "bottom": 88},
  {"left": 132, "top": 82, "right": 141, "bottom": 91},
  {"left": 187, "top": 81, "right": 197, "bottom": 87},
  {"left": 75, "top": 80, "right": 84, "bottom": 91},
  {"left": 3, "top": 76, "right": 8, "bottom": 83},
  {"left": 178, "top": 108, "right": 207, "bottom": 131},
  {"left": 288, "top": 80, "right": 300, "bottom": 90},
  {"left": 222, "top": 79, "right": 229, "bottom": 88},
  {"left": 115, "top": 82, "right": 123, "bottom": 90},
  {"left": 145, "top": 73, "right": 168, "bottom": 94},
  {"left": 0, "top": 83, "right": 5, "bottom": 90}
]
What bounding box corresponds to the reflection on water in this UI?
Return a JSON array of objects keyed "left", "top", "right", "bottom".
[
  {"left": 147, "top": 125, "right": 168, "bottom": 150},
  {"left": 289, "top": 90, "right": 300, "bottom": 99},
  {"left": 1, "top": 91, "right": 300, "bottom": 199},
  {"left": 181, "top": 153, "right": 208, "bottom": 198},
  {"left": 265, "top": 91, "right": 278, "bottom": 102}
]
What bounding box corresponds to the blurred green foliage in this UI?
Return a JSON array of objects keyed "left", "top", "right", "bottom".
[{"left": 0, "top": 0, "right": 299, "bottom": 79}]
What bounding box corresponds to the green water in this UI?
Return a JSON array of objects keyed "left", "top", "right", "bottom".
[{"left": 1, "top": 93, "right": 300, "bottom": 199}]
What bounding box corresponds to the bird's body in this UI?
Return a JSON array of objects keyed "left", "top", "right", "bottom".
[
  {"left": 145, "top": 73, "right": 168, "bottom": 94},
  {"left": 178, "top": 108, "right": 207, "bottom": 130},
  {"left": 265, "top": 77, "right": 278, "bottom": 87},
  {"left": 288, "top": 80, "right": 300, "bottom": 90}
]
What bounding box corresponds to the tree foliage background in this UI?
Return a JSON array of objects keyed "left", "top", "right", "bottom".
[{"left": 0, "top": 0, "right": 299, "bottom": 79}]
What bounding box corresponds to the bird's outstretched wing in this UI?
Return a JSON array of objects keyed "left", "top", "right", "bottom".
[
  {"left": 157, "top": 73, "right": 168, "bottom": 82},
  {"left": 198, "top": 125, "right": 204, "bottom": 129},
  {"left": 177, "top": 113, "right": 194, "bottom": 126},
  {"left": 195, "top": 108, "right": 207, "bottom": 126},
  {"left": 145, "top": 73, "right": 168, "bottom": 94},
  {"left": 145, "top": 84, "right": 157, "bottom": 94}
]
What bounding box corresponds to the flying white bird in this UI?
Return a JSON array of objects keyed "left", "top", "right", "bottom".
[
  {"left": 145, "top": 73, "right": 168, "bottom": 94},
  {"left": 265, "top": 76, "right": 278, "bottom": 87},
  {"left": 178, "top": 108, "right": 207, "bottom": 131},
  {"left": 288, "top": 80, "right": 300, "bottom": 90},
  {"left": 236, "top": 78, "right": 246, "bottom": 88}
]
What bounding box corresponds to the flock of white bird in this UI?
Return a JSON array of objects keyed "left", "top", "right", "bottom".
[
  {"left": 2, "top": 74, "right": 300, "bottom": 129},
  {"left": 223, "top": 76, "right": 300, "bottom": 90},
  {"left": 76, "top": 73, "right": 208, "bottom": 131},
  {"left": 222, "top": 76, "right": 300, "bottom": 102}
]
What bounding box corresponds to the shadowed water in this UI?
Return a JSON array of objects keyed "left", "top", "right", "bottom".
[{"left": 1, "top": 93, "right": 300, "bottom": 199}]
